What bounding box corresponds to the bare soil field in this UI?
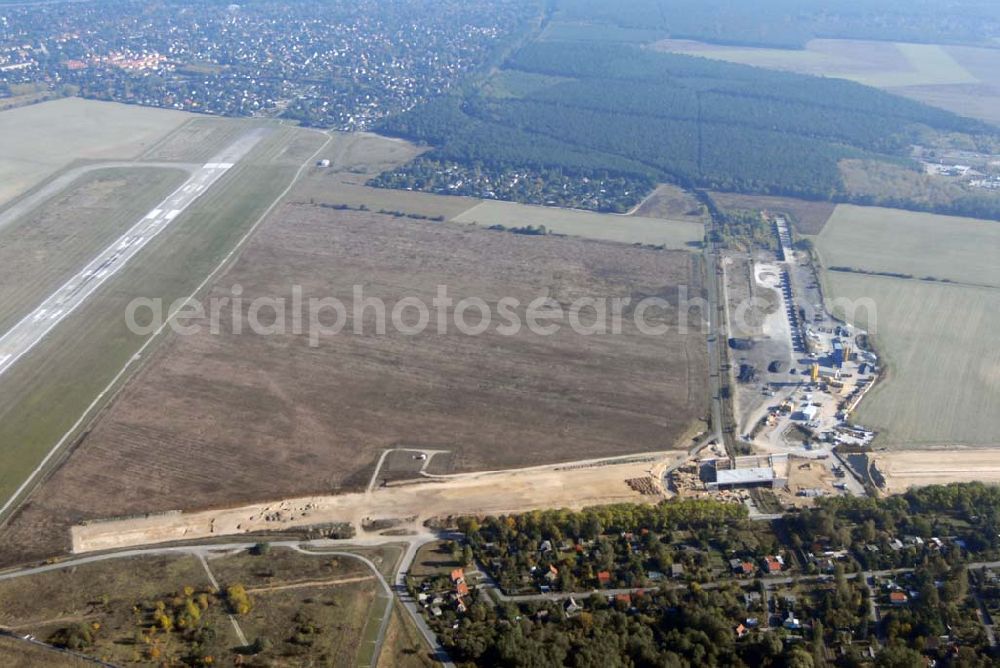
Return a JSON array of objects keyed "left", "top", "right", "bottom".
[
  {"left": 824, "top": 271, "right": 1000, "bottom": 448},
  {"left": 0, "top": 98, "right": 191, "bottom": 206},
  {"left": 0, "top": 200, "right": 705, "bottom": 563},
  {"left": 873, "top": 449, "right": 1000, "bottom": 492},
  {"left": 71, "top": 454, "right": 677, "bottom": 554},
  {"left": 813, "top": 204, "right": 1000, "bottom": 287},
  {"left": 454, "top": 199, "right": 705, "bottom": 248},
  {"left": 708, "top": 191, "right": 836, "bottom": 235},
  {"left": 0, "top": 125, "right": 326, "bottom": 514},
  {"left": 0, "top": 166, "right": 188, "bottom": 332}
]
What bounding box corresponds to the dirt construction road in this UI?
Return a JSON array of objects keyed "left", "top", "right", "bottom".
[{"left": 71, "top": 453, "right": 678, "bottom": 553}]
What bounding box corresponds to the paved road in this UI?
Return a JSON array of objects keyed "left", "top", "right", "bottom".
[
  {"left": 0, "top": 129, "right": 268, "bottom": 380},
  {"left": 394, "top": 535, "right": 457, "bottom": 667}
]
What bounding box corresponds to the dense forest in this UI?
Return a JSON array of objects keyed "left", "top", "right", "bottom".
[
  {"left": 375, "top": 40, "right": 1000, "bottom": 214},
  {"left": 550, "top": 0, "right": 1000, "bottom": 49}
]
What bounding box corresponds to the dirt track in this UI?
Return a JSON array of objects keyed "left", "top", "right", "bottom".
[{"left": 71, "top": 454, "right": 678, "bottom": 553}]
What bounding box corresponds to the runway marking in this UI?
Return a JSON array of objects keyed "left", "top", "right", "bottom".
[{"left": 0, "top": 128, "right": 269, "bottom": 380}]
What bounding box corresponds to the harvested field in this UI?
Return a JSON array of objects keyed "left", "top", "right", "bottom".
[
  {"left": 454, "top": 199, "right": 704, "bottom": 248},
  {"left": 813, "top": 204, "right": 1000, "bottom": 287},
  {"left": 892, "top": 82, "right": 1000, "bottom": 126},
  {"left": 708, "top": 191, "right": 836, "bottom": 235},
  {"left": 0, "top": 201, "right": 705, "bottom": 563},
  {"left": 0, "top": 166, "right": 188, "bottom": 332},
  {"left": 0, "top": 98, "right": 191, "bottom": 206},
  {"left": 653, "top": 39, "right": 927, "bottom": 86},
  {"left": 824, "top": 271, "right": 1000, "bottom": 448},
  {"left": 873, "top": 449, "right": 1000, "bottom": 492},
  {"left": 0, "top": 125, "right": 327, "bottom": 513},
  {"left": 632, "top": 184, "right": 711, "bottom": 224},
  {"left": 654, "top": 38, "right": 996, "bottom": 124}
]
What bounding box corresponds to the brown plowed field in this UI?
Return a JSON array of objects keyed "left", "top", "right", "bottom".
[{"left": 0, "top": 204, "right": 707, "bottom": 565}]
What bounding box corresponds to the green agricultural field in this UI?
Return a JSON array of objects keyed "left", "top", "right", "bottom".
[
  {"left": 0, "top": 124, "right": 327, "bottom": 515},
  {"left": 0, "top": 97, "right": 191, "bottom": 206},
  {"left": 812, "top": 204, "right": 1000, "bottom": 287},
  {"left": 453, "top": 199, "right": 705, "bottom": 248},
  {"left": 824, "top": 272, "right": 1000, "bottom": 448},
  {"left": 0, "top": 166, "right": 189, "bottom": 333}
]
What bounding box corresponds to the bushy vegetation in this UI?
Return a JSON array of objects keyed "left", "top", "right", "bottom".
[{"left": 711, "top": 209, "right": 778, "bottom": 252}]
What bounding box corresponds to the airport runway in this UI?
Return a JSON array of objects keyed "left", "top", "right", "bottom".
[{"left": 0, "top": 128, "right": 269, "bottom": 379}]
